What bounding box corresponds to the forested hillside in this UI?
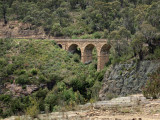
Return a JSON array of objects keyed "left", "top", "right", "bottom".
[
  {"left": 0, "top": 0, "right": 160, "bottom": 61},
  {"left": 0, "top": 38, "right": 105, "bottom": 118},
  {"left": 0, "top": 0, "right": 160, "bottom": 119},
  {"left": 0, "top": 0, "right": 160, "bottom": 37}
]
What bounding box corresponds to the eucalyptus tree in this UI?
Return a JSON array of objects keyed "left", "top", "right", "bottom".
[{"left": 0, "top": 0, "right": 15, "bottom": 24}]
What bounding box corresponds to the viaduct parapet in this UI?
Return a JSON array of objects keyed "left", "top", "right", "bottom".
[{"left": 54, "top": 39, "right": 111, "bottom": 71}]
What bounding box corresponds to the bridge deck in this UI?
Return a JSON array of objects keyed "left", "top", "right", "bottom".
[{"left": 54, "top": 39, "right": 108, "bottom": 42}]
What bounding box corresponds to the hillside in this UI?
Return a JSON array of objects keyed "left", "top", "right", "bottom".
[
  {"left": 0, "top": 0, "right": 160, "bottom": 119},
  {"left": 0, "top": 38, "right": 105, "bottom": 118},
  {"left": 0, "top": 0, "right": 160, "bottom": 39}
]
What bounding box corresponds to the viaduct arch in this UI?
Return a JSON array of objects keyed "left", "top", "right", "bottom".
[{"left": 55, "top": 39, "right": 111, "bottom": 71}]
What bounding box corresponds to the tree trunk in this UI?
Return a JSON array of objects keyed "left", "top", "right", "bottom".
[
  {"left": 138, "top": 49, "right": 143, "bottom": 60},
  {"left": 133, "top": 47, "right": 137, "bottom": 57},
  {"left": 3, "top": 6, "right": 7, "bottom": 25},
  {"left": 148, "top": 40, "right": 156, "bottom": 54}
]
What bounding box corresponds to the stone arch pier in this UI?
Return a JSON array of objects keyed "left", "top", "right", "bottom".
[{"left": 55, "top": 39, "right": 111, "bottom": 71}]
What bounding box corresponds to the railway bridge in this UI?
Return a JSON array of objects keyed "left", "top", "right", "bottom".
[{"left": 54, "top": 39, "right": 111, "bottom": 71}]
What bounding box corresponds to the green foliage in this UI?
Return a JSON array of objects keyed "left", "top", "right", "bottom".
[
  {"left": 105, "top": 93, "right": 118, "bottom": 100},
  {"left": 0, "top": 0, "right": 160, "bottom": 42},
  {"left": 0, "top": 94, "right": 11, "bottom": 103},
  {"left": 15, "top": 74, "right": 30, "bottom": 85},
  {"left": 25, "top": 97, "right": 39, "bottom": 118},
  {"left": 143, "top": 68, "right": 160, "bottom": 99},
  {"left": 90, "top": 81, "right": 102, "bottom": 100},
  {"left": 44, "top": 92, "right": 58, "bottom": 111},
  {"left": 31, "top": 68, "right": 38, "bottom": 75},
  {"left": 145, "top": 47, "right": 160, "bottom": 60},
  {"left": 0, "top": 0, "right": 160, "bottom": 117}
]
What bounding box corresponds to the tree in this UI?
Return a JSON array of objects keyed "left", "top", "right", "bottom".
[
  {"left": 0, "top": 0, "right": 8, "bottom": 24},
  {"left": 139, "top": 22, "right": 158, "bottom": 53},
  {"left": 109, "top": 27, "right": 131, "bottom": 57},
  {"left": 51, "top": 23, "right": 62, "bottom": 37},
  {"left": 134, "top": 4, "right": 149, "bottom": 30},
  {"left": 147, "top": 1, "right": 160, "bottom": 29},
  {"left": 68, "top": 0, "right": 78, "bottom": 9},
  {"left": 131, "top": 32, "right": 144, "bottom": 60}
]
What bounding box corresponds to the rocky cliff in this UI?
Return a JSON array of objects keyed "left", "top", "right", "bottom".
[
  {"left": 0, "top": 21, "right": 46, "bottom": 39},
  {"left": 99, "top": 60, "right": 160, "bottom": 100}
]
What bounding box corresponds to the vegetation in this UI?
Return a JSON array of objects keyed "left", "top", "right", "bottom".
[
  {"left": 143, "top": 67, "right": 160, "bottom": 99},
  {"left": 0, "top": 0, "right": 160, "bottom": 63},
  {"left": 0, "top": 0, "right": 160, "bottom": 118},
  {"left": 0, "top": 38, "right": 106, "bottom": 118}
]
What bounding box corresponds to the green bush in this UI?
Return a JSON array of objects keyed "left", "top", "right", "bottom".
[
  {"left": 6, "top": 64, "right": 16, "bottom": 75},
  {"left": 11, "top": 98, "right": 25, "bottom": 114},
  {"left": 15, "top": 74, "right": 30, "bottom": 85},
  {"left": 90, "top": 81, "right": 101, "bottom": 100},
  {"left": 79, "top": 34, "right": 94, "bottom": 39},
  {"left": 1, "top": 109, "right": 12, "bottom": 118},
  {"left": 105, "top": 93, "right": 118, "bottom": 100},
  {"left": 14, "top": 69, "right": 26, "bottom": 75},
  {"left": 143, "top": 68, "right": 160, "bottom": 99},
  {"left": 154, "top": 47, "right": 160, "bottom": 59},
  {"left": 61, "top": 88, "right": 76, "bottom": 102},
  {"left": 25, "top": 97, "right": 39, "bottom": 118},
  {"left": 93, "top": 32, "right": 103, "bottom": 39},
  {"left": 31, "top": 68, "right": 38, "bottom": 75},
  {"left": 44, "top": 93, "right": 58, "bottom": 111},
  {"left": 0, "top": 58, "right": 7, "bottom": 67},
  {"left": 73, "top": 53, "right": 80, "bottom": 62},
  {"left": 0, "top": 108, "right": 3, "bottom": 116},
  {"left": 0, "top": 94, "right": 11, "bottom": 103}
]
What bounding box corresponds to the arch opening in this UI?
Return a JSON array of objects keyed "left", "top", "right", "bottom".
[
  {"left": 68, "top": 44, "right": 81, "bottom": 62},
  {"left": 58, "top": 44, "right": 63, "bottom": 49},
  {"left": 83, "top": 44, "right": 97, "bottom": 65},
  {"left": 98, "top": 44, "right": 111, "bottom": 71},
  {"left": 100, "top": 44, "right": 111, "bottom": 55}
]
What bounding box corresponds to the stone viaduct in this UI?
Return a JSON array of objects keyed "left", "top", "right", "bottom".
[{"left": 54, "top": 39, "right": 111, "bottom": 71}]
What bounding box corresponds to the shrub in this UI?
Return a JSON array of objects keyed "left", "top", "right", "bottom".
[
  {"left": 0, "top": 58, "right": 7, "bottom": 67},
  {"left": 15, "top": 74, "right": 30, "bottom": 85},
  {"left": 31, "top": 68, "right": 38, "bottom": 75},
  {"left": 105, "top": 93, "right": 118, "bottom": 100},
  {"left": 154, "top": 47, "right": 160, "bottom": 59},
  {"left": 1, "top": 109, "right": 12, "bottom": 118},
  {"left": 61, "top": 88, "right": 75, "bottom": 102},
  {"left": 90, "top": 81, "right": 101, "bottom": 100},
  {"left": 25, "top": 97, "right": 39, "bottom": 118},
  {"left": 11, "top": 98, "right": 24, "bottom": 114},
  {"left": 143, "top": 68, "right": 160, "bottom": 99},
  {"left": 6, "top": 64, "right": 16, "bottom": 75},
  {"left": 14, "top": 69, "right": 26, "bottom": 75},
  {"left": 57, "top": 82, "right": 66, "bottom": 91},
  {"left": 93, "top": 32, "right": 103, "bottom": 39},
  {"left": 0, "top": 108, "right": 3, "bottom": 116},
  {"left": 79, "top": 34, "right": 94, "bottom": 39},
  {"left": 38, "top": 75, "right": 47, "bottom": 83},
  {"left": 73, "top": 54, "right": 80, "bottom": 62},
  {"left": 35, "top": 88, "right": 48, "bottom": 99},
  {"left": 0, "top": 94, "right": 11, "bottom": 103},
  {"left": 52, "top": 105, "right": 61, "bottom": 112},
  {"left": 44, "top": 93, "right": 58, "bottom": 111}
]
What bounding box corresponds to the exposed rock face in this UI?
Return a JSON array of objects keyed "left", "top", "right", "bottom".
[
  {"left": 4, "top": 83, "right": 45, "bottom": 96},
  {"left": 99, "top": 60, "right": 160, "bottom": 100},
  {"left": 0, "top": 21, "right": 46, "bottom": 39}
]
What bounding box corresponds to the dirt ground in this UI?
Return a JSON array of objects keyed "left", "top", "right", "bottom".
[{"left": 3, "top": 95, "right": 160, "bottom": 120}]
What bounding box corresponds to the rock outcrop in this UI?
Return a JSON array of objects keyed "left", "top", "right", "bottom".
[
  {"left": 99, "top": 60, "right": 160, "bottom": 100},
  {"left": 0, "top": 21, "right": 46, "bottom": 39},
  {"left": 4, "top": 83, "right": 46, "bottom": 96}
]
